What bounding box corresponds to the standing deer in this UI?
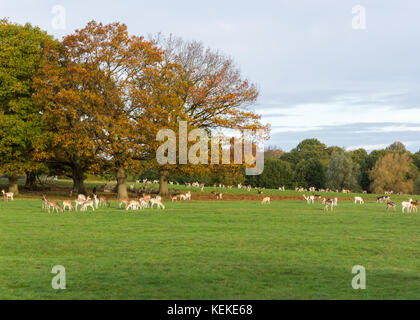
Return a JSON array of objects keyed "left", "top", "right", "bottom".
[
  {"left": 386, "top": 201, "right": 396, "bottom": 211},
  {"left": 62, "top": 200, "right": 75, "bottom": 211},
  {"left": 2, "top": 190, "right": 14, "bottom": 202}
]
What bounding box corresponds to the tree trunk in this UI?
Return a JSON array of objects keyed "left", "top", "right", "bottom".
[
  {"left": 72, "top": 165, "right": 87, "bottom": 195},
  {"left": 8, "top": 175, "right": 19, "bottom": 195},
  {"left": 25, "top": 171, "right": 36, "bottom": 189},
  {"left": 159, "top": 169, "right": 169, "bottom": 197},
  {"left": 116, "top": 166, "right": 128, "bottom": 199}
]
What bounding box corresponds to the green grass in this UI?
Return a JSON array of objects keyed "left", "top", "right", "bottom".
[{"left": 1, "top": 198, "right": 420, "bottom": 299}]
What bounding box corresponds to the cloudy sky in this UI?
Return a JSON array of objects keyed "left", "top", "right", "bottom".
[{"left": 2, "top": 0, "right": 420, "bottom": 152}]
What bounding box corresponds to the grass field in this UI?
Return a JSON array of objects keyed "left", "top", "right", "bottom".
[{"left": 1, "top": 197, "right": 420, "bottom": 299}]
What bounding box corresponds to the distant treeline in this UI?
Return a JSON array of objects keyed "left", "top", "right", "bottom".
[{"left": 139, "top": 139, "right": 420, "bottom": 194}]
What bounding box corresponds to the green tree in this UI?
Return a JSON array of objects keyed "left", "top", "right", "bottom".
[
  {"left": 294, "top": 158, "right": 326, "bottom": 189},
  {"left": 246, "top": 158, "right": 294, "bottom": 189},
  {"left": 281, "top": 139, "right": 328, "bottom": 168},
  {"left": 0, "top": 20, "right": 55, "bottom": 194},
  {"left": 326, "top": 151, "right": 360, "bottom": 191},
  {"left": 386, "top": 141, "right": 407, "bottom": 153}
]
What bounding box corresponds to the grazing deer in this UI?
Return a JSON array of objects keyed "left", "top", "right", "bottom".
[
  {"left": 212, "top": 191, "right": 223, "bottom": 200},
  {"left": 2, "top": 190, "right": 14, "bottom": 202},
  {"left": 47, "top": 200, "right": 64, "bottom": 213},
  {"left": 141, "top": 194, "right": 151, "bottom": 207},
  {"left": 126, "top": 200, "right": 141, "bottom": 210},
  {"left": 150, "top": 198, "right": 165, "bottom": 209},
  {"left": 386, "top": 201, "right": 396, "bottom": 211},
  {"left": 354, "top": 196, "right": 364, "bottom": 204},
  {"left": 171, "top": 195, "right": 179, "bottom": 202},
  {"left": 377, "top": 196, "right": 390, "bottom": 203},
  {"left": 74, "top": 198, "right": 86, "bottom": 211},
  {"left": 119, "top": 198, "right": 130, "bottom": 209},
  {"left": 261, "top": 197, "right": 270, "bottom": 204},
  {"left": 62, "top": 200, "right": 75, "bottom": 211},
  {"left": 99, "top": 195, "right": 110, "bottom": 207},
  {"left": 81, "top": 197, "right": 95, "bottom": 211},
  {"left": 180, "top": 191, "right": 191, "bottom": 201}
]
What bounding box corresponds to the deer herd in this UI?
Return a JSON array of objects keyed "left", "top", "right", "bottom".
[
  {"left": 300, "top": 193, "right": 417, "bottom": 213},
  {"left": 40, "top": 192, "right": 167, "bottom": 213},
  {"left": 2, "top": 185, "right": 419, "bottom": 214}
]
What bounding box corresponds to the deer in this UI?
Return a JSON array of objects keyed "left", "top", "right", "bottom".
[
  {"left": 42, "top": 195, "right": 48, "bottom": 210},
  {"left": 212, "top": 191, "right": 223, "bottom": 200},
  {"left": 180, "top": 191, "right": 191, "bottom": 201},
  {"left": 150, "top": 197, "right": 165, "bottom": 209},
  {"left": 93, "top": 194, "right": 99, "bottom": 209},
  {"left": 261, "top": 197, "right": 270, "bottom": 205},
  {"left": 119, "top": 198, "right": 130, "bottom": 209},
  {"left": 402, "top": 198, "right": 413, "bottom": 213},
  {"left": 80, "top": 197, "right": 95, "bottom": 211},
  {"left": 303, "top": 194, "right": 314, "bottom": 204},
  {"left": 386, "top": 201, "right": 396, "bottom": 211},
  {"left": 74, "top": 198, "right": 86, "bottom": 211},
  {"left": 2, "top": 190, "right": 14, "bottom": 202},
  {"left": 354, "top": 196, "right": 364, "bottom": 204},
  {"left": 77, "top": 194, "right": 87, "bottom": 201},
  {"left": 410, "top": 200, "right": 418, "bottom": 213},
  {"left": 324, "top": 199, "right": 334, "bottom": 211},
  {"left": 171, "top": 195, "right": 179, "bottom": 202},
  {"left": 62, "top": 200, "right": 75, "bottom": 211},
  {"left": 99, "top": 195, "right": 110, "bottom": 207},
  {"left": 126, "top": 200, "right": 141, "bottom": 210},
  {"left": 46, "top": 200, "right": 64, "bottom": 213}
]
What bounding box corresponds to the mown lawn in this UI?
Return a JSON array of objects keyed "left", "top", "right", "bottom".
[{"left": 0, "top": 199, "right": 419, "bottom": 299}]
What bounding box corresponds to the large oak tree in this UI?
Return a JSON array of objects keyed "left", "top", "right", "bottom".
[{"left": 0, "top": 20, "right": 55, "bottom": 194}]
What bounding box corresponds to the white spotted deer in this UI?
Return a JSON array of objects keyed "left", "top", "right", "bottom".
[
  {"left": 62, "top": 200, "right": 75, "bottom": 211},
  {"left": 46, "top": 200, "right": 64, "bottom": 213}
]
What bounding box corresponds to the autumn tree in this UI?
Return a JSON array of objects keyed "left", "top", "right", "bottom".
[
  {"left": 151, "top": 34, "right": 268, "bottom": 195},
  {"left": 36, "top": 21, "right": 173, "bottom": 197},
  {"left": 0, "top": 20, "right": 55, "bottom": 194},
  {"left": 369, "top": 152, "right": 416, "bottom": 194}
]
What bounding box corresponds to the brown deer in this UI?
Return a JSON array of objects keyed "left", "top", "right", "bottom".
[
  {"left": 46, "top": 200, "right": 64, "bottom": 213},
  {"left": 62, "top": 200, "right": 75, "bottom": 211}
]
